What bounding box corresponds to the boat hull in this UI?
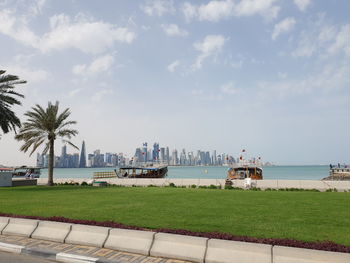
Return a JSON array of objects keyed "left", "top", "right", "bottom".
[{"left": 119, "top": 166, "right": 168, "bottom": 179}]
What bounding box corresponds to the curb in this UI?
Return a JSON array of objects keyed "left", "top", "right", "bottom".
[
  {"left": 0, "top": 242, "right": 118, "bottom": 263},
  {"left": 1, "top": 216, "right": 350, "bottom": 263}
]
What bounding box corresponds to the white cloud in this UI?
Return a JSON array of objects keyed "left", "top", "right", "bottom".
[
  {"left": 272, "top": 17, "right": 296, "bottom": 40},
  {"left": 0, "top": 11, "right": 136, "bottom": 54},
  {"left": 167, "top": 60, "right": 180, "bottom": 72},
  {"left": 293, "top": 16, "right": 350, "bottom": 58},
  {"left": 73, "top": 54, "right": 115, "bottom": 75},
  {"left": 197, "top": 0, "right": 234, "bottom": 22},
  {"left": 193, "top": 35, "right": 226, "bottom": 70},
  {"left": 161, "top": 24, "right": 188, "bottom": 37},
  {"left": 192, "top": 89, "right": 223, "bottom": 101},
  {"left": 91, "top": 89, "right": 113, "bottom": 103},
  {"left": 182, "top": 2, "right": 198, "bottom": 22},
  {"left": 234, "top": 0, "right": 280, "bottom": 20},
  {"left": 5, "top": 64, "right": 48, "bottom": 84},
  {"left": 68, "top": 88, "right": 82, "bottom": 98},
  {"left": 28, "top": 0, "right": 47, "bottom": 17},
  {"left": 258, "top": 64, "right": 350, "bottom": 99},
  {"left": 182, "top": 0, "right": 280, "bottom": 22},
  {"left": 40, "top": 14, "right": 136, "bottom": 54},
  {"left": 329, "top": 25, "right": 350, "bottom": 57},
  {"left": 221, "top": 82, "right": 240, "bottom": 94},
  {"left": 294, "top": 0, "right": 311, "bottom": 12},
  {"left": 0, "top": 9, "right": 39, "bottom": 47},
  {"left": 141, "top": 0, "right": 175, "bottom": 16}
]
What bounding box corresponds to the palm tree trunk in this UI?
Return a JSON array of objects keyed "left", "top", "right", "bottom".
[{"left": 48, "top": 138, "right": 54, "bottom": 186}]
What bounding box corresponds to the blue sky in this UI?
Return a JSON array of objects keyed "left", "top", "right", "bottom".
[{"left": 1, "top": 0, "right": 350, "bottom": 165}]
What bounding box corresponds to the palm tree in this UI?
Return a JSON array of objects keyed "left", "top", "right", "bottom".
[
  {"left": 0, "top": 70, "right": 26, "bottom": 136},
  {"left": 15, "top": 101, "right": 78, "bottom": 186}
]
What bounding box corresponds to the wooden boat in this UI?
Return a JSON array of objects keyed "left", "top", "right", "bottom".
[
  {"left": 117, "top": 165, "right": 168, "bottom": 178},
  {"left": 226, "top": 151, "right": 263, "bottom": 186},
  {"left": 322, "top": 165, "right": 350, "bottom": 181},
  {"left": 93, "top": 165, "right": 168, "bottom": 179},
  {"left": 226, "top": 164, "right": 263, "bottom": 180}
]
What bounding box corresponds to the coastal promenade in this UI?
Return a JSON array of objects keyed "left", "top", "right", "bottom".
[
  {"left": 1, "top": 216, "right": 349, "bottom": 263},
  {"left": 37, "top": 178, "right": 350, "bottom": 191}
]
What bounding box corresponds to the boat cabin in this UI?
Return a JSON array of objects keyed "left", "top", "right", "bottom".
[
  {"left": 227, "top": 166, "right": 263, "bottom": 180},
  {"left": 118, "top": 166, "right": 168, "bottom": 178},
  {"left": 12, "top": 166, "right": 41, "bottom": 179}
]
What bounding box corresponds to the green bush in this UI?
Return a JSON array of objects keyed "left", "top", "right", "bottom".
[{"left": 250, "top": 187, "right": 261, "bottom": 191}]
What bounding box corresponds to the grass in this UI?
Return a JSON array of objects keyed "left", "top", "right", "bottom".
[{"left": 0, "top": 186, "right": 349, "bottom": 246}]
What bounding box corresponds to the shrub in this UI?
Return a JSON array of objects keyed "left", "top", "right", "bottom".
[
  {"left": 169, "top": 183, "right": 176, "bottom": 188},
  {"left": 190, "top": 184, "right": 197, "bottom": 188},
  {"left": 326, "top": 188, "right": 338, "bottom": 192},
  {"left": 81, "top": 181, "right": 88, "bottom": 186},
  {"left": 250, "top": 187, "right": 261, "bottom": 191}
]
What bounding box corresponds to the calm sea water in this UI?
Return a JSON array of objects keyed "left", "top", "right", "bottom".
[{"left": 40, "top": 165, "right": 329, "bottom": 180}]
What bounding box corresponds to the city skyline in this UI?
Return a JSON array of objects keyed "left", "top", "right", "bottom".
[
  {"left": 1, "top": 0, "right": 350, "bottom": 166},
  {"left": 36, "top": 141, "right": 269, "bottom": 168}
]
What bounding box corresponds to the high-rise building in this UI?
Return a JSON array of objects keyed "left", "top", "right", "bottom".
[
  {"left": 160, "top": 148, "right": 165, "bottom": 162},
  {"left": 152, "top": 143, "right": 160, "bottom": 161},
  {"left": 180, "top": 149, "right": 187, "bottom": 165},
  {"left": 79, "top": 141, "right": 86, "bottom": 168},
  {"left": 171, "top": 149, "right": 178, "bottom": 165},
  {"left": 212, "top": 150, "right": 217, "bottom": 165},
  {"left": 134, "top": 148, "right": 142, "bottom": 163},
  {"left": 142, "top": 143, "right": 148, "bottom": 163},
  {"left": 165, "top": 147, "right": 170, "bottom": 164}
]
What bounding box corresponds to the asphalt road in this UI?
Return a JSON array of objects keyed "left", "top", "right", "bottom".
[{"left": 0, "top": 251, "right": 55, "bottom": 263}]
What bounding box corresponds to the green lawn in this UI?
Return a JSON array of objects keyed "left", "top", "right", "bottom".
[{"left": 0, "top": 186, "right": 349, "bottom": 246}]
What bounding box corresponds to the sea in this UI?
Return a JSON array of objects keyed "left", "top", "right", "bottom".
[{"left": 40, "top": 165, "right": 330, "bottom": 180}]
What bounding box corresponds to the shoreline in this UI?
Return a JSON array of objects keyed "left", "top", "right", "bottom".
[{"left": 36, "top": 178, "right": 350, "bottom": 192}]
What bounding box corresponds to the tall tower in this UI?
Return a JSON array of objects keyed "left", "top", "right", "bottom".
[{"left": 79, "top": 141, "right": 87, "bottom": 168}]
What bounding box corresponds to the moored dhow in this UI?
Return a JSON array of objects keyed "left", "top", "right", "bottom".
[
  {"left": 322, "top": 164, "right": 350, "bottom": 181},
  {"left": 93, "top": 164, "right": 168, "bottom": 180},
  {"left": 117, "top": 165, "right": 168, "bottom": 178},
  {"left": 226, "top": 150, "right": 263, "bottom": 186}
]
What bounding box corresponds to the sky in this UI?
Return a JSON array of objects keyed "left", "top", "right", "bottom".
[{"left": 1, "top": 0, "right": 350, "bottom": 166}]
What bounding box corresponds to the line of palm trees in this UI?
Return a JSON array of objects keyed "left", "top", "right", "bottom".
[{"left": 0, "top": 70, "right": 78, "bottom": 186}]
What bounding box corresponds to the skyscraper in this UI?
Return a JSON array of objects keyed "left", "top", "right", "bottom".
[
  {"left": 165, "top": 147, "right": 170, "bottom": 164},
  {"left": 152, "top": 143, "right": 160, "bottom": 161},
  {"left": 79, "top": 141, "right": 87, "bottom": 168}
]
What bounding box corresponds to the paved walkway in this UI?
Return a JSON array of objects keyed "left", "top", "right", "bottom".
[
  {"left": 0, "top": 235, "right": 189, "bottom": 263},
  {"left": 0, "top": 251, "right": 55, "bottom": 263}
]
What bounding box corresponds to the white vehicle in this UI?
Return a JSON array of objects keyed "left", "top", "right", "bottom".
[{"left": 12, "top": 166, "right": 41, "bottom": 179}]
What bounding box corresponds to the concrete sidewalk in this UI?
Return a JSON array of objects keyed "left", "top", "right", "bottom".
[{"left": 0, "top": 234, "right": 189, "bottom": 263}]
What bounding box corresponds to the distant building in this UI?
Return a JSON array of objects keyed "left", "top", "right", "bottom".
[
  {"left": 171, "top": 149, "right": 178, "bottom": 165},
  {"left": 165, "top": 147, "right": 170, "bottom": 164},
  {"left": 79, "top": 141, "right": 86, "bottom": 168},
  {"left": 160, "top": 147, "right": 165, "bottom": 162},
  {"left": 152, "top": 143, "right": 160, "bottom": 161}
]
